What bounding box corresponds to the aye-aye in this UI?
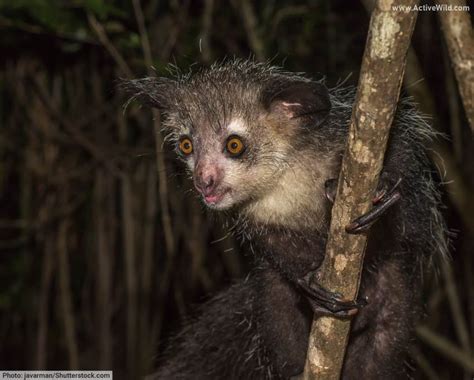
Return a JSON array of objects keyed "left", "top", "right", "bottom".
[{"left": 122, "top": 60, "right": 447, "bottom": 380}]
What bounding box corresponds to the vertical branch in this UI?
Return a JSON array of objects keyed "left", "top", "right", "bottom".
[
  {"left": 442, "top": 43, "right": 463, "bottom": 162},
  {"left": 303, "top": 1, "right": 418, "bottom": 378},
  {"left": 88, "top": 11, "right": 138, "bottom": 375},
  {"left": 131, "top": 2, "right": 179, "bottom": 368},
  {"left": 117, "top": 113, "right": 138, "bottom": 377},
  {"left": 152, "top": 112, "right": 175, "bottom": 257},
  {"left": 52, "top": 72, "right": 81, "bottom": 370},
  {"left": 363, "top": 0, "right": 473, "bottom": 365},
  {"left": 430, "top": 143, "right": 474, "bottom": 234},
  {"left": 139, "top": 162, "right": 158, "bottom": 374},
  {"left": 35, "top": 237, "right": 55, "bottom": 369},
  {"left": 32, "top": 71, "right": 59, "bottom": 370},
  {"left": 199, "top": 0, "right": 215, "bottom": 63},
  {"left": 132, "top": 0, "right": 153, "bottom": 67},
  {"left": 435, "top": 0, "right": 474, "bottom": 133},
  {"left": 89, "top": 68, "right": 114, "bottom": 370},
  {"left": 57, "top": 216, "right": 79, "bottom": 369},
  {"left": 441, "top": 260, "right": 472, "bottom": 355},
  {"left": 94, "top": 170, "right": 113, "bottom": 369},
  {"left": 87, "top": 13, "right": 134, "bottom": 79},
  {"left": 132, "top": 0, "right": 175, "bottom": 257},
  {"left": 237, "top": 0, "right": 266, "bottom": 61}
]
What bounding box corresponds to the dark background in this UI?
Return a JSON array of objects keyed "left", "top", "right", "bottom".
[{"left": 0, "top": 0, "right": 473, "bottom": 379}]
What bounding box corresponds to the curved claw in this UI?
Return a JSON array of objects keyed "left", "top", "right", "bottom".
[
  {"left": 372, "top": 176, "right": 402, "bottom": 204},
  {"left": 324, "top": 178, "right": 338, "bottom": 204},
  {"left": 296, "top": 277, "right": 366, "bottom": 318},
  {"left": 327, "top": 175, "right": 402, "bottom": 207},
  {"left": 346, "top": 191, "right": 401, "bottom": 234}
]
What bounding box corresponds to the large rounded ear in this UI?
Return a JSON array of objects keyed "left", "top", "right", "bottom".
[
  {"left": 262, "top": 80, "right": 331, "bottom": 127},
  {"left": 118, "top": 77, "right": 177, "bottom": 111}
]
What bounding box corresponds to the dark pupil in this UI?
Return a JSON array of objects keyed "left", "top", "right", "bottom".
[
  {"left": 183, "top": 142, "right": 190, "bottom": 150},
  {"left": 231, "top": 142, "right": 238, "bottom": 150}
]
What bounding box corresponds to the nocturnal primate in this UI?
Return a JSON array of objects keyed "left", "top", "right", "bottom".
[{"left": 122, "top": 60, "right": 447, "bottom": 379}]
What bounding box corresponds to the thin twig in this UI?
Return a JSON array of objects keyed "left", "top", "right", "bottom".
[
  {"left": 199, "top": 0, "right": 215, "bottom": 63},
  {"left": 410, "top": 346, "right": 441, "bottom": 380},
  {"left": 132, "top": 0, "right": 176, "bottom": 256},
  {"left": 31, "top": 77, "right": 123, "bottom": 177},
  {"left": 441, "top": 260, "right": 471, "bottom": 353},
  {"left": 117, "top": 112, "right": 138, "bottom": 377},
  {"left": 416, "top": 325, "right": 474, "bottom": 373},
  {"left": 57, "top": 217, "right": 79, "bottom": 369},
  {"left": 87, "top": 13, "right": 134, "bottom": 79},
  {"left": 237, "top": 0, "right": 266, "bottom": 61}
]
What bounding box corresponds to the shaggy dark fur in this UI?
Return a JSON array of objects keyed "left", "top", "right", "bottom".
[{"left": 121, "top": 60, "right": 448, "bottom": 380}]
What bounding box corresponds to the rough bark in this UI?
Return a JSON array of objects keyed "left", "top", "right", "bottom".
[
  {"left": 435, "top": 0, "right": 474, "bottom": 134},
  {"left": 303, "top": 0, "right": 418, "bottom": 378}
]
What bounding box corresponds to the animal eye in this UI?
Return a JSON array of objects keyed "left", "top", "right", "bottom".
[
  {"left": 178, "top": 137, "right": 193, "bottom": 155},
  {"left": 226, "top": 136, "right": 245, "bottom": 156}
]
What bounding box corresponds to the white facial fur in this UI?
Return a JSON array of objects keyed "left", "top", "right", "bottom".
[
  {"left": 226, "top": 117, "right": 248, "bottom": 135},
  {"left": 241, "top": 155, "right": 333, "bottom": 230},
  {"left": 179, "top": 116, "right": 334, "bottom": 230}
]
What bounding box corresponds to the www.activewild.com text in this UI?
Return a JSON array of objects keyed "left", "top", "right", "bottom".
[{"left": 393, "top": 3, "right": 470, "bottom": 11}]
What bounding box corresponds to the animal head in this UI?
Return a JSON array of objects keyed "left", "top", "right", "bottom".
[{"left": 122, "top": 60, "right": 332, "bottom": 215}]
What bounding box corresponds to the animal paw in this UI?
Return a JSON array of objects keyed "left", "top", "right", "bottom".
[
  {"left": 324, "top": 174, "right": 402, "bottom": 234},
  {"left": 296, "top": 273, "right": 366, "bottom": 318},
  {"left": 346, "top": 174, "right": 402, "bottom": 234}
]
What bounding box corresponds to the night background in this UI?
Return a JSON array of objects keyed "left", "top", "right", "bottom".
[{"left": 0, "top": 0, "right": 473, "bottom": 379}]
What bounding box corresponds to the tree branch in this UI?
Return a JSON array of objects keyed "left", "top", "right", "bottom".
[
  {"left": 132, "top": 0, "right": 176, "bottom": 257},
  {"left": 416, "top": 325, "right": 474, "bottom": 372},
  {"left": 237, "top": 0, "right": 266, "bottom": 61},
  {"left": 435, "top": 0, "right": 474, "bottom": 134},
  {"left": 87, "top": 13, "right": 134, "bottom": 79},
  {"left": 303, "top": 1, "right": 418, "bottom": 378}
]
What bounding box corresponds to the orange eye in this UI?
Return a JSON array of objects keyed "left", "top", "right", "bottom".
[
  {"left": 179, "top": 137, "right": 193, "bottom": 155},
  {"left": 226, "top": 136, "right": 244, "bottom": 156}
]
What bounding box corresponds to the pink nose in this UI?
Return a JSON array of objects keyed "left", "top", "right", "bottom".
[{"left": 194, "top": 165, "right": 220, "bottom": 195}]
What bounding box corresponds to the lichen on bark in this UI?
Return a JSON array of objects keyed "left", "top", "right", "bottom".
[{"left": 302, "top": 1, "right": 419, "bottom": 379}]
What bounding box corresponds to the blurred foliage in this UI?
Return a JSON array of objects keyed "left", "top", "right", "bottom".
[{"left": 0, "top": 1, "right": 473, "bottom": 380}]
